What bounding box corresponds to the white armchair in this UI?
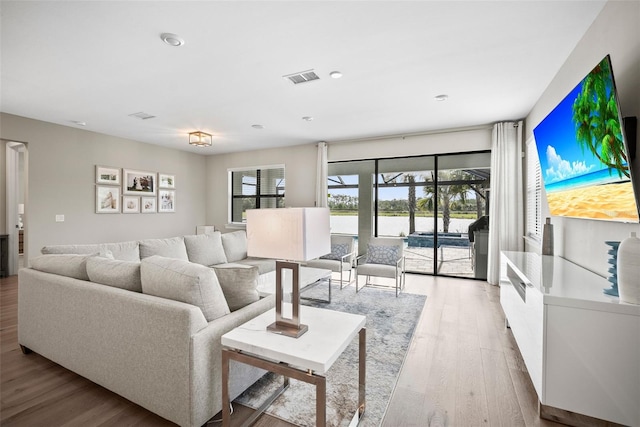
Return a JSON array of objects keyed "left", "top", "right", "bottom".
[
  {"left": 355, "top": 237, "right": 405, "bottom": 297},
  {"left": 305, "top": 235, "right": 356, "bottom": 288}
]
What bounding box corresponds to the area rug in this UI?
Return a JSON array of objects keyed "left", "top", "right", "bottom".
[{"left": 234, "top": 283, "right": 427, "bottom": 426}]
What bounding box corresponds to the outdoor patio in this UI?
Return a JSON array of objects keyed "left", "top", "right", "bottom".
[{"left": 404, "top": 245, "right": 475, "bottom": 278}]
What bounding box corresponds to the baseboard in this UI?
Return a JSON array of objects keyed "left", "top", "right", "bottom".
[{"left": 539, "top": 403, "right": 625, "bottom": 427}]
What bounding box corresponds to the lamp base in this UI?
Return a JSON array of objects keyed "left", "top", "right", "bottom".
[
  {"left": 267, "top": 321, "right": 309, "bottom": 338},
  {"left": 268, "top": 260, "right": 309, "bottom": 338}
]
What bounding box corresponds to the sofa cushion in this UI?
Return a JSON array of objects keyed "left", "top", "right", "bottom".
[
  {"left": 86, "top": 257, "right": 142, "bottom": 292},
  {"left": 139, "top": 237, "right": 189, "bottom": 261},
  {"left": 41, "top": 241, "right": 140, "bottom": 262},
  {"left": 30, "top": 254, "right": 94, "bottom": 280},
  {"left": 184, "top": 232, "right": 228, "bottom": 266},
  {"left": 140, "top": 256, "right": 230, "bottom": 321},
  {"left": 212, "top": 264, "right": 260, "bottom": 311},
  {"left": 221, "top": 230, "right": 247, "bottom": 263}
]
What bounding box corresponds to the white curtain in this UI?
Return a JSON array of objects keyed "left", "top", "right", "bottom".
[
  {"left": 487, "top": 121, "right": 524, "bottom": 285},
  {"left": 315, "top": 141, "right": 328, "bottom": 207}
]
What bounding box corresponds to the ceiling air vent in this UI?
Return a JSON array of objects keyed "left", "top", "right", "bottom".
[
  {"left": 283, "top": 69, "right": 320, "bottom": 85},
  {"left": 128, "top": 112, "right": 156, "bottom": 120}
]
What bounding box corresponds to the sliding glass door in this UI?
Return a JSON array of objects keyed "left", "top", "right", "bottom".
[
  {"left": 327, "top": 160, "right": 375, "bottom": 257},
  {"left": 377, "top": 157, "right": 436, "bottom": 275},
  {"left": 435, "top": 154, "right": 490, "bottom": 278},
  {"left": 327, "top": 151, "right": 490, "bottom": 280}
]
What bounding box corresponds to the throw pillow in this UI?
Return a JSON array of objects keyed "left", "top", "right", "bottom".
[
  {"left": 30, "top": 254, "right": 95, "bottom": 281},
  {"left": 184, "top": 232, "right": 228, "bottom": 266},
  {"left": 100, "top": 241, "right": 140, "bottom": 262},
  {"left": 213, "top": 264, "right": 259, "bottom": 311},
  {"left": 320, "top": 243, "right": 350, "bottom": 261},
  {"left": 86, "top": 257, "right": 142, "bottom": 292},
  {"left": 139, "top": 236, "right": 189, "bottom": 261},
  {"left": 221, "top": 230, "right": 247, "bottom": 263},
  {"left": 365, "top": 244, "right": 400, "bottom": 266},
  {"left": 99, "top": 247, "right": 115, "bottom": 259},
  {"left": 140, "top": 255, "right": 230, "bottom": 321}
]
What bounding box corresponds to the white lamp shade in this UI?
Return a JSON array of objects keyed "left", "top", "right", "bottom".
[
  {"left": 246, "top": 207, "right": 330, "bottom": 261},
  {"left": 18, "top": 204, "right": 25, "bottom": 215}
]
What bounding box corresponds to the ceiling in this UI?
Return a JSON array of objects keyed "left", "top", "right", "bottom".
[{"left": 1, "top": 1, "right": 607, "bottom": 155}]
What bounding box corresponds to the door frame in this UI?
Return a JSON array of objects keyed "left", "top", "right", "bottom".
[{"left": 4, "top": 140, "right": 28, "bottom": 275}]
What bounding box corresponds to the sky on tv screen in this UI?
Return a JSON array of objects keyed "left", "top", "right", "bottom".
[{"left": 534, "top": 81, "right": 627, "bottom": 192}]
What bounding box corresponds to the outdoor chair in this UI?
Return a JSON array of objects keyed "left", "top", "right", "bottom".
[
  {"left": 306, "top": 235, "right": 356, "bottom": 288},
  {"left": 355, "top": 237, "right": 406, "bottom": 297}
]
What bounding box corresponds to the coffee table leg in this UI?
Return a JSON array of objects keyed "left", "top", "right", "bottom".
[{"left": 317, "top": 375, "right": 326, "bottom": 426}]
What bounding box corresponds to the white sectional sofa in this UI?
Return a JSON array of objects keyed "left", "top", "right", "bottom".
[{"left": 18, "top": 230, "right": 276, "bottom": 427}]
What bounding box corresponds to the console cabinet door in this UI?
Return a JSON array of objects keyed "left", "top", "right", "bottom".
[{"left": 545, "top": 305, "right": 640, "bottom": 426}]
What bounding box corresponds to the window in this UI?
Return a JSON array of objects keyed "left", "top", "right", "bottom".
[
  {"left": 526, "top": 137, "right": 542, "bottom": 240},
  {"left": 229, "top": 165, "right": 285, "bottom": 224}
]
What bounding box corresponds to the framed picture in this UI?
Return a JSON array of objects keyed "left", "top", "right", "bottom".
[
  {"left": 141, "top": 196, "right": 156, "bottom": 213},
  {"left": 96, "top": 185, "right": 120, "bottom": 213},
  {"left": 122, "top": 196, "right": 140, "bottom": 213},
  {"left": 96, "top": 165, "right": 120, "bottom": 185},
  {"left": 158, "top": 190, "right": 175, "bottom": 213},
  {"left": 123, "top": 169, "right": 156, "bottom": 196},
  {"left": 158, "top": 173, "right": 175, "bottom": 189}
]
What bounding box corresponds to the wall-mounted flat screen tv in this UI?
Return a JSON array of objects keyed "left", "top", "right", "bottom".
[{"left": 533, "top": 54, "right": 639, "bottom": 222}]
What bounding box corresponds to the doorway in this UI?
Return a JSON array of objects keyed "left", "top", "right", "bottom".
[{"left": 4, "top": 140, "right": 28, "bottom": 275}]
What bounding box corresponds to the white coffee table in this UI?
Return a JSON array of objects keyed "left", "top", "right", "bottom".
[
  {"left": 256, "top": 266, "right": 332, "bottom": 303},
  {"left": 221, "top": 304, "right": 366, "bottom": 426}
]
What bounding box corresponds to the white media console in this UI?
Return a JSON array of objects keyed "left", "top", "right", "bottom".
[{"left": 500, "top": 251, "right": 639, "bottom": 426}]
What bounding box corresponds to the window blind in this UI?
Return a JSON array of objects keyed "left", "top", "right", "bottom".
[{"left": 526, "top": 137, "right": 542, "bottom": 240}]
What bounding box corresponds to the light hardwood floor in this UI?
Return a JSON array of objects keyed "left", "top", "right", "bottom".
[
  {"left": 384, "top": 275, "right": 563, "bottom": 427},
  {"left": 1, "top": 273, "right": 562, "bottom": 426}
]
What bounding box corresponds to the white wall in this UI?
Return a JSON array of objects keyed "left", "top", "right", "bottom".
[
  {"left": 525, "top": 0, "right": 640, "bottom": 277},
  {"left": 0, "top": 113, "right": 207, "bottom": 265},
  {"left": 205, "top": 143, "right": 317, "bottom": 231}
]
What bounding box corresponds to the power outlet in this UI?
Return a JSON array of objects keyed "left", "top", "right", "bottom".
[{"left": 55, "top": 214, "right": 65, "bottom": 222}]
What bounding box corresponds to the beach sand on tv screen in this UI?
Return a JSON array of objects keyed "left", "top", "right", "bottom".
[{"left": 547, "top": 181, "right": 639, "bottom": 221}]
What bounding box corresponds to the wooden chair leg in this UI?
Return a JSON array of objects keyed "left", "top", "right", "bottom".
[{"left": 20, "top": 344, "right": 32, "bottom": 354}]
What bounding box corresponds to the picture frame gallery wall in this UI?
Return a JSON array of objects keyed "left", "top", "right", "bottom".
[{"left": 95, "top": 165, "right": 175, "bottom": 214}]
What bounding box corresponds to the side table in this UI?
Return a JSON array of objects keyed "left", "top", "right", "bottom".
[{"left": 221, "top": 304, "right": 366, "bottom": 426}]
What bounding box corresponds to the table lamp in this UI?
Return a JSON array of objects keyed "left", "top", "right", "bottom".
[{"left": 247, "top": 207, "right": 330, "bottom": 338}]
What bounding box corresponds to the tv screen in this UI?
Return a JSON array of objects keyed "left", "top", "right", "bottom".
[{"left": 533, "top": 55, "right": 639, "bottom": 222}]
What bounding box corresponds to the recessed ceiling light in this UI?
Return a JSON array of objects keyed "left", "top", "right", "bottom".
[
  {"left": 329, "top": 71, "right": 343, "bottom": 79},
  {"left": 160, "top": 33, "right": 185, "bottom": 47},
  {"left": 70, "top": 120, "right": 86, "bottom": 126},
  {"left": 302, "top": 116, "right": 314, "bottom": 121},
  {"left": 251, "top": 124, "right": 265, "bottom": 129},
  {"left": 434, "top": 94, "right": 449, "bottom": 101}
]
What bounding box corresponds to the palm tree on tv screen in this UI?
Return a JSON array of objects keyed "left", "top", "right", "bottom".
[{"left": 572, "top": 57, "right": 629, "bottom": 178}]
